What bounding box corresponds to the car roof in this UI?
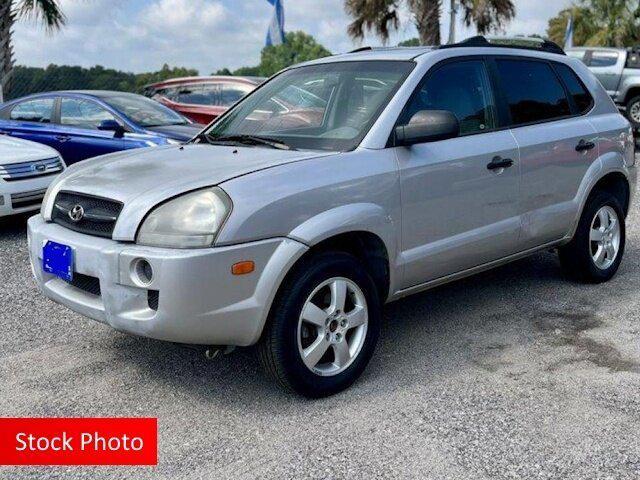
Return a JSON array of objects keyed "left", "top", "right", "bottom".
[
  {"left": 299, "top": 37, "right": 568, "bottom": 67},
  {"left": 145, "top": 76, "right": 265, "bottom": 89},
  {"left": 567, "top": 46, "right": 624, "bottom": 53}
]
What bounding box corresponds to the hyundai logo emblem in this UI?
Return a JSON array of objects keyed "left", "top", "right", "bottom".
[
  {"left": 68, "top": 204, "right": 85, "bottom": 222},
  {"left": 32, "top": 163, "right": 46, "bottom": 172}
]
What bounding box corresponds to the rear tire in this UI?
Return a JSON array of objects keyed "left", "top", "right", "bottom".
[
  {"left": 258, "top": 251, "right": 381, "bottom": 398},
  {"left": 559, "top": 191, "right": 625, "bottom": 283}
]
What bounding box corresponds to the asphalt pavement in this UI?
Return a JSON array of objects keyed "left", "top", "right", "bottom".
[{"left": 1, "top": 177, "right": 639, "bottom": 479}]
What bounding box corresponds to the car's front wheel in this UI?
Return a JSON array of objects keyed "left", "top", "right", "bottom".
[
  {"left": 258, "top": 251, "right": 381, "bottom": 398},
  {"left": 626, "top": 95, "right": 640, "bottom": 128},
  {"left": 559, "top": 190, "right": 626, "bottom": 283}
]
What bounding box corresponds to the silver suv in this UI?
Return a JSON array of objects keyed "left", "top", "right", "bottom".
[{"left": 28, "top": 38, "right": 637, "bottom": 397}]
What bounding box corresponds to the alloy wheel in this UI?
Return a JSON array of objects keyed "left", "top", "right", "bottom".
[
  {"left": 297, "top": 277, "right": 368, "bottom": 377},
  {"left": 590, "top": 205, "right": 621, "bottom": 270}
]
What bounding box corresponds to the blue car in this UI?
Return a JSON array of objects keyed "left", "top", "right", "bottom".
[{"left": 0, "top": 91, "right": 203, "bottom": 165}]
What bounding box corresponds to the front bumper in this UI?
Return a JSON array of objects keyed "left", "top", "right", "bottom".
[
  {"left": 1, "top": 175, "right": 55, "bottom": 217},
  {"left": 28, "top": 215, "right": 308, "bottom": 346}
]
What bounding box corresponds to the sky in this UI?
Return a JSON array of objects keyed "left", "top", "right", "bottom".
[{"left": 13, "top": 0, "right": 575, "bottom": 75}]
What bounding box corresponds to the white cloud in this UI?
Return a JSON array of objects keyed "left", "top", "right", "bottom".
[{"left": 12, "top": 0, "right": 575, "bottom": 75}]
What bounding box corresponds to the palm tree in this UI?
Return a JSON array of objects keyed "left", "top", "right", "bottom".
[
  {"left": 0, "top": 0, "right": 65, "bottom": 102},
  {"left": 547, "top": 0, "right": 640, "bottom": 48},
  {"left": 345, "top": 0, "right": 515, "bottom": 46}
]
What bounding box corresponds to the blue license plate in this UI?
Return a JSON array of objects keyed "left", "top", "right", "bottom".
[{"left": 43, "top": 241, "right": 74, "bottom": 282}]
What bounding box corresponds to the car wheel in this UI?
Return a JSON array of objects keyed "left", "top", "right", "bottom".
[
  {"left": 559, "top": 191, "right": 626, "bottom": 283},
  {"left": 258, "top": 251, "right": 381, "bottom": 398},
  {"left": 626, "top": 95, "right": 640, "bottom": 128}
]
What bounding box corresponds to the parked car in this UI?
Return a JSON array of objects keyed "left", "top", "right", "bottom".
[
  {"left": 143, "top": 76, "right": 264, "bottom": 124},
  {"left": 0, "top": 135, "right": 65, "bottom": 217},
  {"left": 28, "top": 37, "right": 636, "bottom": 397},
  {"left": 567, "top": 47, "right": 640, "bottom": 127},
  {"left": 0, "top": 91, "right": 202, "bottom": 165}
]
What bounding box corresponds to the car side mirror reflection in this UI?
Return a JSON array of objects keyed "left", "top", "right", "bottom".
[
  {"left": 98, "top": 119, "right": 125, "bottom": 138},
  {"left": 395, "top": 110, "right": 460, "bottom": 146}
]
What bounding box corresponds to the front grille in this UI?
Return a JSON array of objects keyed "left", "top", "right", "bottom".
[
  {"left": 0, "top": 157, "right": 63, "bottom": 181},
  {"left": 11, "top": 188, "right": 47, "bottom": 209},
  {"left": 52, "top": 191, "right": 123, "bottom": 239},
  {"left": 67, "top": 273, "right": 101, "bottom": 297}
]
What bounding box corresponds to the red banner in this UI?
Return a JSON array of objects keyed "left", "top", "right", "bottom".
[{"left": 0, "top": 418, "right": 157, "bottom": 466}]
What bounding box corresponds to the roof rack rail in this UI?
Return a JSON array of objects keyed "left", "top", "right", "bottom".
[
  {"left": 439, "top": 35, "right": 566, "bottom": 56},
  {"left": 349, "top": 46, "right": 373, "bottom": 53}
]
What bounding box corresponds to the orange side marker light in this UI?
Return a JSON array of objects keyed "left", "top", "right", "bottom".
[{"left": 231, "top": 261, "right": 255, "bottom": 275}]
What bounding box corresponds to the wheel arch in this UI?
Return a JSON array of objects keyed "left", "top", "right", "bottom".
[{"left": 569, "top": 164, "right": 633, "bottom": 241}]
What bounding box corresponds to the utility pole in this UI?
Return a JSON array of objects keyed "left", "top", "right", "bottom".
[{"left": 448, "top": 0, "right": 457, "bottom": 44}]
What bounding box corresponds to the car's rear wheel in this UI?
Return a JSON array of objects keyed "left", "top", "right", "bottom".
[
  {"left": 258, "top": 251, "right": 381, "bottom": 398},
  {"left": 559, "top": 190, "right": 626, "bottom": 283},
  {"left": 625, "top": 95, "right": 640, "bottom": 128}
]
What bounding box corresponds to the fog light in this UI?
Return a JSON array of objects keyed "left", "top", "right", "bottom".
[{"left": 132, "top": 258, "right": 153, "bottom": 286}]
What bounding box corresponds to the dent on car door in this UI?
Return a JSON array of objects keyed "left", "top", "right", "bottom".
[
  {"left": 58, "top": 98, "right": 125, "bottom": 164},
  {"left": 396, "top": 59, "right": 521, "bottom": 289},
  {"left": 1, "top": 97, "right": 65, "bottom": 153},
  {"left": 494, "top": 58, "right": 598, "bottom": 250}
]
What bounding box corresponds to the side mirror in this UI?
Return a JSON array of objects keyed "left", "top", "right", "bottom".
[
  {"left": 98, "top": 119, "right": 125, "bottom": 138},
  {"left": 395, "top": 110, "right": 460, "bottom": 146}
]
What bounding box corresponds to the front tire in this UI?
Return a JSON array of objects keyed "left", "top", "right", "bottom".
[
  {"left": 559, "top": 191, "right": 626, "bottom": 283},
  {"left": 626, "top": 95, "right": 640, "bottom": 128},
  {"left": 258, "top": 251, "right": 381, "bottom": 398}
]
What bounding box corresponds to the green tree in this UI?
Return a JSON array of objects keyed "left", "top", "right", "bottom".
[
  {"left": 255, "top": 31, "right": 332, "bottom": 77},
  {"left": 547, "top": 0, "right": 640, "bottom": 47},
  {"left": 133, "top": 64, "right": 199, "bottom": 90},
  {"left": 398, "top": 37, "right": 421, "bottom": 46},
  {"left": 1, "top": 0, "right": 65, "bottom": 102},
  {"left": 6, "top": 64, "right": 200, "bottom": 100},
  {"left": 216, "top": 31, "right": 332, "bottom": 78},
  {"left": 345, "top": 0, "right": 515, "bottom": 46}
]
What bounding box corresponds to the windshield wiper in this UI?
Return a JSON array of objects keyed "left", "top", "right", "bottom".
[{"left": 211, "top": 134, "right": 294, "bottom": 150}]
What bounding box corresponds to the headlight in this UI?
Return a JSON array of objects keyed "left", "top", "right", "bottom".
[
  {"left": 137, "top": 187, "right": 232, "bottom": 248},
  {"left": 166, "top": 138, "right": 183, "bottom": 145}
]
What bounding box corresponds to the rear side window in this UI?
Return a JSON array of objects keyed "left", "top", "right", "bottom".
[
  {"left": 554, "top": 64, "right": 593, "bottom": 114},
  {"left": 496, "top": 59, "right": 570, "bottom": 126},
  {"left": 590, "top": 51, "right": 618, "bottom": 67},
  {"left": 10, "top": 98, "right": 55, "bottom": 123}
]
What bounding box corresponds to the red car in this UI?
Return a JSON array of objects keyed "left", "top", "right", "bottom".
[{"left": 143, "top": 76, "right": 264, "bottom": 125}]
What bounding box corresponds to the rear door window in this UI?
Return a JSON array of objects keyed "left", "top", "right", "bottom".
[
  {"left": 554, "top": 63, "right": 594, "bottom": 114},
  {"left": 589, "top": 51, "right": 619, "bottom": 67},
  {"left": 496, "top": 59, "right": 571, "bottom": 126},
  {"left": 10, "top": 98, "right": 55, "bottom": 123}
]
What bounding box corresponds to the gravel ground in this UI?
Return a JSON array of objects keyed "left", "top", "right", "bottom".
[{"left": 1, "top": 187, "right": 640, "bottom": 479}]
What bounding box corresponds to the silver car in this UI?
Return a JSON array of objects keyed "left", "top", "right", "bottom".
[{"left": 28, "top": 38, "right": 637, "bottom": 397}]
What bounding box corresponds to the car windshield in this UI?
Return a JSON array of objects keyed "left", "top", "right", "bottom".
[
  {"left": 204, "top": 61, "right": 415, "bottom": 151},
  {"left": 103, "top": 94, "right": 189, "bottom": 127}
]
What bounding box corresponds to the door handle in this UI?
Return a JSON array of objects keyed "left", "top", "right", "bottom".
[
  {"left": 487, "top": 156, "right": 514, "bottom": 171},
  {"left": 55, "top": 135, "right": 71, "bottom": 142},
  {"left": 575, "top": 139, "right": 596, "bottom": 152}
]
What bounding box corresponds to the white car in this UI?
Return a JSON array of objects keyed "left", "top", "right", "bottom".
[{"left": 0, "top": 135, "right": 65, "bottom": 217}]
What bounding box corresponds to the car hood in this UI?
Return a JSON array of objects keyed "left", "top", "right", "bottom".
[
  {"left": 0, "top": 135, "right": 60, "bottom": 164},
  {"left": 144, "top": 124, "right": 202, "bottom": 141},
  {"left": 43, "top": 144, "right": 333, "bottom": 241}
]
